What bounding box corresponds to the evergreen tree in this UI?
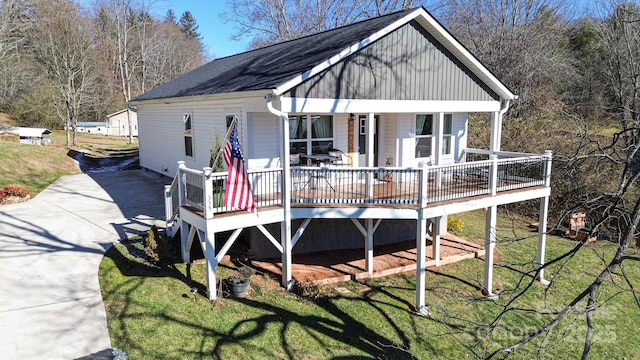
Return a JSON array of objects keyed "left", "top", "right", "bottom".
[
  {"left": 165, "top": 9, "right": 176, "bottom": 24},
  {"left": 178, "top": 11, "right": 200, "bottom": 40}
]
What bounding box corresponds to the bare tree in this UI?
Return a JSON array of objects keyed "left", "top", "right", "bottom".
[
  {"left": 0, "top": 0, "right": 33, "bottom": 112},
  {"left": 93, "top": 0, "right": 150, "bottom": 143},
  {"left": 441, "top": 1, "right": 576, "bottom": 122},
  {"left": 29, "top": 0, "right": 98, "bottom": 146},
  {"left": 222, "top": 0, "right": 426, "bottom": 50}
]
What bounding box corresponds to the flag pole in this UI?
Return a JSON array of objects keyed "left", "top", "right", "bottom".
[{"left": 211, "top": 116, "right": 238, "bottom": 172}]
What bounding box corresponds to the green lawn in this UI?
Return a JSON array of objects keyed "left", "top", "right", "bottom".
[
  {"left": 0, "top": 142, "right": 79, "bottom": 196},
  {"left": 100, "top": 210, "right": 640, "bottom": 359},
  {"left": 0, "top": 130, "right": 138, "bottom": 197}
]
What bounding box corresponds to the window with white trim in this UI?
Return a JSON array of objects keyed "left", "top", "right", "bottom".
[
  {"left": 442, "top": 114, "right": 453, "bottom": 155},
  {"left": 289, "top": 115, "right": 333, "bottom": 155},
  {"left": 183, "top": 114, "right": 193, "bottom": 157},
  {"left": 415, "top": 114, "right": 433, "bottom": 158}
]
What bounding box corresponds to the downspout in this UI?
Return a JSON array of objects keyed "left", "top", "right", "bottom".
[
  {"left": 266, "top": 94, "right": 294, "bottom": 290},
  {"left": 490, "top": 98, "right": 511, "bottom": 154}
]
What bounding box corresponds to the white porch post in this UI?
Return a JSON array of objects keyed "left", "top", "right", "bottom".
[
  {"left": 536, "top": 150, "right": 553, "bottom": 285},
  {"left": 164, "top": 185, "right": 173, "bottom": 236},
  {"left": 366, "top": 112, "right": 375, "bottom": 197},
  {"left": 267, "top": 94, "right": 293, "bottom": 290},
  {"left": 366, "top": 218, "right": 374, "bottom": 274},
  {"left": 205, "top": 228, "right": 217, "bottom": 300},
  {"left": 536, "top": 196, "right": 550, "bottom": 285},
  {"left": 280, "top": 111, "right": 293, "bottom": 290},
  {"left": 432, "top": 217, "right": 441, "bottom": 267},
  {"left": 484, "top": 205, "right": 498, "bottom": 299},
  {"left": 434, "top": 112, "right": 444, "bottom": 187},
  {"left": 202, "top": 167, "right": 214, "bottom": 219},
  {"left": 416, "top": 216, "right": 429, "bottom": 315}
]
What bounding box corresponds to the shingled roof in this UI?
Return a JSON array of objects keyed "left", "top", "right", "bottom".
[
  {"left": 133, "top": 6, "right": 516, "bottom": 103},
  {"left": 132, "top": 9, "right": 415, "bottom": 102}
]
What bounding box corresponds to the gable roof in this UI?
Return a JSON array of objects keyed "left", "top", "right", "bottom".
[
  {"left": 3, "top": 127, "right": 51, "bottom": 137},
  {"left": 132, "top": 7, "right": 515, "bottom": 103}
]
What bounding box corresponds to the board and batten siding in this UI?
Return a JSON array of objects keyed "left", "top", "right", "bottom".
[{"left": 285, "top": 20, "right": 498, "bottom": 102}]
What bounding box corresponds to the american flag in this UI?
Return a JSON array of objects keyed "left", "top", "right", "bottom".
[{"left": 223, "top": 124, "right": 256, "bottom": 213}]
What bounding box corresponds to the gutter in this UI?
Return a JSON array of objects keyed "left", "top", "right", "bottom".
[
  {"left": 500, "top": 99, "right": 511, "bottom": 117},
  {"left": 266, "top": 94, "right": 285, "bottom": 117}
]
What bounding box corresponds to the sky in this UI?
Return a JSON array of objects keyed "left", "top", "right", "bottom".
[
  {"left": 153, "top": 0, "right": 250, "bottom": 59},
  {"left": 88, "top": 0, "right": 598, "bottom": 60}
]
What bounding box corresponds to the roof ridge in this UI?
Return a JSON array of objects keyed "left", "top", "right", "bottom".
[{"left": 211, "top": 7, "right": 421, "bottom": 62}]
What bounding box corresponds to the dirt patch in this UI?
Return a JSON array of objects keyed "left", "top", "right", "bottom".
[{"left": 251, "top": 233, "right": 483, "bottom": 284}]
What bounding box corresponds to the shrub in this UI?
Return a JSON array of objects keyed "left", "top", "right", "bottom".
[
  {"left": 292, "top": 280, "right": 320, "bottom": 299},
  {"left": 0, "top": 184, "right": 30, "bottom": 203},
  {"left": 448, "top": 217, "right": 464, "bottom": 234},
  {"left": 144, "top": 225, "right": 168, "bottom": 265},
  {"left": 227, "top": 265, "right": 254, "bottom": 284}
]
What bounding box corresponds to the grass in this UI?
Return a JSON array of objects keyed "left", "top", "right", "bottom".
[
  {"left": 0, "top": 129, "right": 138, "bottom": 197},
  {"left": 99, "top": 209, "right": 640, "bottom": 359},
  {"left": 0, "top": 142, "right": 79, "bottom": 195}
]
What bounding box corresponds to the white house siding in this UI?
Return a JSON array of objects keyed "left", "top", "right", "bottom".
[
  {"left": 107, "top": 110, "right": 138, "bottom": 137},
  {"left": 333, "top": 114, "right": 349, "bottom": 154},
  {"left": 453, "top": 113, "right": 468, "bottom": 162},
  {"left": 247, "top": 112, "right": 280, "bottom": 169},
  {"left": 137, "top": 96, "right": 267, "bottom": 177},
  {"left": 397, "top": 113, "right": 415, "bottom": 167},
  {"left": 383, "top": 114, "right": 397, "bottom": 166}
]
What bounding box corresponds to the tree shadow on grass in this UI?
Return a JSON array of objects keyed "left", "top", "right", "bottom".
[{"left": 102, "top": 244, "right": 450, "bottom": 359}]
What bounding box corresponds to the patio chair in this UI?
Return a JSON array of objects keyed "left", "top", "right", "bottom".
[{"left": 328, "top": 149, "right": 351, "bottom": 166}]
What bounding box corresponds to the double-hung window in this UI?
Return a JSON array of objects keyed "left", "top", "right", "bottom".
[
  {"left": 415, "top": 114, "right": 434, "bottom": 159},
  {"left": 289, "top": 115, "right": 333, "bottom": 155},
  {"left": 184, "top": 114, "right": 193, "bottom": 157}
]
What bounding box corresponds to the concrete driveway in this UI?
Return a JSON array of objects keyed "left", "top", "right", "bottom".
[{"left": 0, "top": 169, "right": 168, "bottom": 359}]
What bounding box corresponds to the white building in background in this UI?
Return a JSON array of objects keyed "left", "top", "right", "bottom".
[
  {"left": 106, "top": 108, "right": 138, "bottom": 137},
  {"left": 76, "top": 122, "right": 108, "bottom": 135},
  {"left": 0, "top": 127, "right": 52, "bottom": 145}
]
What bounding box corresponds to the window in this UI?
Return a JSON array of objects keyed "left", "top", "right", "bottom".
[
  {"left": 415, "top": 114, "right": 433, "bottom": 158},
  {"left": 289, "top": 115, "right": 333, "bottom": 155},
  {"left": 226, "top": 115, "right": 234, "bottom": 129},
  {"left": 442, "top": 114, "right": 453, "bottom": 155},
  {"left": 184, "top": 114, "right": 193, "bottom": 157}
]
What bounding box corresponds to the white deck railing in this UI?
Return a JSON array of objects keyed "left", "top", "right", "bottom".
[{"left": 165, "top": 151, "right": 552, "bottom": 220}]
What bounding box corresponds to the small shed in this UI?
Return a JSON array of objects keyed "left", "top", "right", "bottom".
[
  {"left": 0, "top": 130, "right": 20, "bottom": 143},
  {"left": 1, "top": 127, "right": 52, "bottom": 145}
]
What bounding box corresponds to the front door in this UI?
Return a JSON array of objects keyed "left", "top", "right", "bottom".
[{"left": 358, "top": 115, "right": 379, "bottom": 167}]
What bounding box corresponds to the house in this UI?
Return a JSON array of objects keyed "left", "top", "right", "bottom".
[
  {"left": 0, "top": 127, "right": 52, "bottom": 145},
  {"left": 75, "top": 121, "right": 108, "bottom": 135},
  {"left": 130, "top": 7, "right": 552, "bottom": 313},
  {"left": 106, "top": 108, "right": 138, "bottom": 137}
]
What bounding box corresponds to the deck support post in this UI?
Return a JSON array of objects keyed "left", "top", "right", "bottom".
[
  {"left": 484, "top": 205, "right": 498, "bottom": 299},
  {"left": 205, "top": 228, "right": 217, "bottom": 300},
  {"left": 416, "top": 216, "right": 429, "bottom": 315},
  {"left": 180, "top": 220, "right": 193, "bottom": 263},
  {"left": 271, "top": 98, "right": 293, "bottom": 291},
  {"left": 432, "top": 217, "right": 441, "bottom": 267},
  {"left": 536, "top": 150, "right": 553, "bottom": 285},
  {"left": 536, "top": 195, "right": 550, "bottom": 285},
  {"left": 366, "top": 219, "right": 374, "bottom": 274}
]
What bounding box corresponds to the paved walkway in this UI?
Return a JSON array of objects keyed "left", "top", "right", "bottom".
[{"left": 0, "top": 170, "right": 167, "bottom": 359}]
